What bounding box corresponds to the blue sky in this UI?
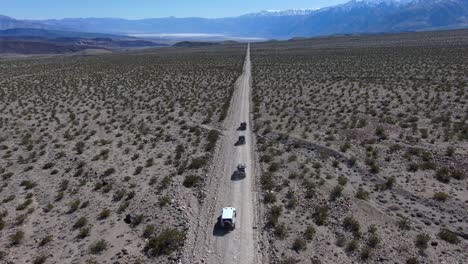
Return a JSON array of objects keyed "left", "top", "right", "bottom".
[{"left": 4, "top": 0, "right": 348, "bottom": 19}]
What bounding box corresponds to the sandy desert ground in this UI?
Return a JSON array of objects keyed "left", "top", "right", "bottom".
[
  {"left": 251, "top": 30, "right": 468, "bottom": 264},
  {"left": 1, "top": 29, "right": 468, "bottom": 264},
  {"left": 0, "top": 44, "right": 246, "bottom": 264}
]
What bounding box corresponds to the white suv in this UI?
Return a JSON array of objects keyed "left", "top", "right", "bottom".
[{"left": 220, "top": 207, "right": 237, "bottom": 230}]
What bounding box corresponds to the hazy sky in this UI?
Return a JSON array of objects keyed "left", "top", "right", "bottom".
[{"left": 4, "top": 0, "right": 349, "bottom": 19}]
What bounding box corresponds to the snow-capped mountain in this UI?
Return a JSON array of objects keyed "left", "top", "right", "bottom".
[
  {"left": 351, "top": 0, "right": 413, "bottom": 5},
  {"left": 1, "top": 0, "right": 468, "bottom": 39},
  {"left": 242, "top": 9, "right": 319, "bottom": 17}
]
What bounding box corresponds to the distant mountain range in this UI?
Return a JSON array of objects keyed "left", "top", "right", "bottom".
[
  {"left": 0, "top": 28, "right": 134, "bottom": 39},
  {"left": 0, "top": 28, "right": 167, "bottom": 54},
  {"left": 1, "top": 0, "right": 468, "bottom": 39}
]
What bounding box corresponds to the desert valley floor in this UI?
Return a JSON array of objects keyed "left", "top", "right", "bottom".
[{"left": 1, "top": 29, "right": 468, "bottom": 264}]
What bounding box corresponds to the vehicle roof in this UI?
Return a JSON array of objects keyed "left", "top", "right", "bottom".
[{"left": 222, "top": 207, "right": 236, "bottom": 219}]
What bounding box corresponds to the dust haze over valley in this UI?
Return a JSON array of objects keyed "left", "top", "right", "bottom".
[{"left": 1, "top": 1, "right": 468, "bottom": 264}]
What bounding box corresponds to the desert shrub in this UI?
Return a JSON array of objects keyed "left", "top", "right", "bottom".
[
  {"left": 340, "top": 141, "right": 351, "bottom": 152},
  {"left": 367, "top": 159, "right": 380, "bottom": 174},
  {"left": 89, "top": 239, "right": 108, "bottom": 254},
  {"left": 304, "top": 226, "right": 316, "bottom": 241},
  {"left": 42, "top": 162, "right": 55, "bottom": 170},
  {"left": 367, "top": 234, "right": 380, "bottom": 248},
  {"left": 144, "top": 229, "right": 185, "bottom": 257},
  {"left": 305, "top": 185, "right": 316, "bottom": 199},
  {"left": 74, "top": 217, "right": 88, "bottom": 229},
  {"left": 269, "top": 205, "right": 283, "bottom": 227},
  {"left": 2, "top": 194, "right": 15, "bottom": 203},
  {"left": 131, "top": 153, "right": 140, "bottom": 161},
  {"left": 336, "top": 235, "right": 346, "bottom": 247},
  {"left": 332, "top": 160, "right": 340, "bottom": 168},
  {"left": 183, "top": 175, "right": 201, "bottom": 188},
  {"left": 451, "top": 170, "right": 465, "bottom": 180},
  {"left": 311, "top": 259, "right": 321, "bottom": 264},
  {"left": 407, "top": 162, "right": 419, "bottom": 172},
  {"left": 59, "top": 180, "right": 69, "bottom": 192},
  {"left": 313, "top": 206, "right": 328, "bottom": 226},
  {"left": 131, "top": 214, "right": 144, "bottom": 227},
  {"left": 75, "top": 141, "right": 85, "bottom": 154},
  {"left": 118, "top": 201, "right": 130, "bottom": 213},
  {"left": 133, "top": 166, "right": 143, "bottom": 175},
  {"left": 10, "top": 230, "right": 24, "bottom": 245},
  {"left": 78, "top": 227, "right": 91, "bottom": 239},
  {"left": 143, "top": 224, "right": 155, "bottom": 238},
  {"left": 188, "top": 157, "right": 208, "bottom": 170},
  {"left": 261, "top": 173, "right": 275, "bottom": 191},
  {"left": 398, "top": 217, "right": 412, "bottom": 230},
  {"left": 205, "top": 130, "right": 220, "bottom": 152},
  {"left": 356, "top": 188, "right": 369, "bottom": 200},
  {"left": 16, "top": 199, "right": 32, "bottom": 211},
  {"left": 55, "top": 191, "right": 65, "bottom": 201},
  {"left": 384, "top": 176, "right": 396, "bottom": 189},
  {"left": 420, "top": 128, "right": 429, "bottom": 139},
  {"left": 435, "top": 167, "right": 450, "bottom": 183},
  {"left": 368, "top": 224, "right": 378, "bottom": 234},
  {"left": 360, "top": 246, "right": 372, "bottom": 260},
  {"left": 292, "top": 237, "right": 307, "bottom": 251},
  {"left": 419, "top": 161, "right": 436, "bottom": 171},
  {"left": 337, "top": 176, "right": 348, "bottom": 186},
  {"left": 149, "top": 176, "right": 158, "bottom": 186},
  {"left": 280, "top": 257, "right": 300, "bottom": 264},
  {"left": 268, "top": 162, "right": 280, "bottom": 172},
  {"left": 264, "top": 192, "right": 276, "bottom": 204},
  {"left": 113, "top": 189, "right": 126, "bottom": 202},
  {"left": 43, "top": 203, "right": 53, "bottom": 213},
  {"left": 375, "top": 127, "right": 387, "bottom": 140},
  {"left": 343, "top": 216, "right": 361, "bottom": 236},
  {"left": 346, "top": 239, "right": 359, "bottom": 252},
  {"left": 145, "top": 158, "right": 154, "bottom": 167},
  {"left": 20, "top": 180, "right": 37, "bottom": 190},
  {"left": 15, "top": 214, "right": 28, "bottom": 225},
  {"left": 260, "top": 154, "right": 272, "bottom": 163},
  {"left": 98, "top": 209, "right": 111, "bottom": 220},
  {"left": 274, "top": 222, "right": 287, "bottom": 239},
  {"left": 312, "top": 162, "right": 321, "bottom": 169},
  {"left": 2, "top": 172, "right": 14, "bottom": 180},
  {"left": 415, "top": 233, "right": 430, "bottom": 252},
  {"left": 33, "top": 255, "right": 48, "bottom": 264},
  {"left": 446, "top": 146, "right": 455, "bottom": 156},
  {"left": 433, "top": 192, "right": 449, "bottom": 202},
  {"left": 286, "top": 195, "right": 298, "bottom": 209},
  {"left": 127, "top": 191, "right": 136, "bottom": 201},
  {"left": 330, "top": 185, "right": 343, "bottom": 200},
  {"left": 288, "top": 154, "right": 297, "bottom": 162},
  {"left": 376, "top": 176, "right": 396, "bottom": 191},
  {"left": 39, "top": 235, "right": 53, "bottom": 246},
  {"left": 103, "top": 168, "right": 115, "bottom": 177},
  {"left": 438, "top": 229, "right": 460, "bottom": 244},
  {"left": 406, "top": 257, "right": 420, "bottom": 264},
  {"left": 160, "top": 176, "right": 172, "bottom": 189},
  {"left": 158, "top": 196, "right": 170, "bottom": 207},
  {"left": 68, "top": 199, "right": 81, "bottom": 213}
]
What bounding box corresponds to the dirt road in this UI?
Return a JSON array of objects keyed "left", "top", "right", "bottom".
[{"left": 183, "top": 44, "right": 259, "bottom": 264}]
